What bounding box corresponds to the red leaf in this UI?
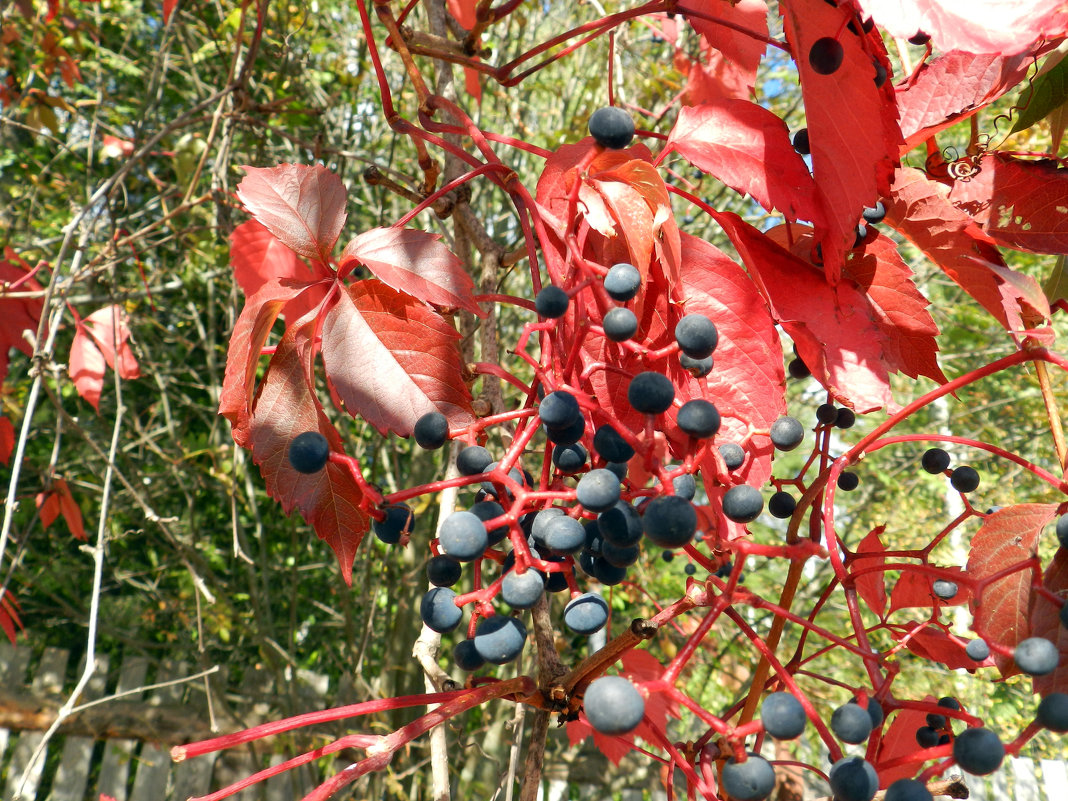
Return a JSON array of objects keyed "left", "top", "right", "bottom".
[
  {"left": 780, "top": 0, "right": 901, "bottom": 281},
  {"left": 0, "top": 417, "right": 14, "bottom": 465},
  {"left": 0, "top": 589, "right": 23, "bottom": 645},
  {"left": 888, "top": 565, "right": 970, "bottom": 611},
  {"left": 446, "top": 0, "right": 482, "bottom": 101},
  {"left": 162, "top": 0, "right": 176, "bottom": 22},
  {"left": 340, "top": 227, "right": 482, "bottom": 315},
  {"left": 712, "top": 212, "right": 895, "bottom": 412},
  {"left": 882, "top": 167, "right": 1051, "bottom": 337},
  {"left": 844, "top": 232, "right": 947, "bottom": 384},
  {"left": 949, "top": 154, "right": 1068, "bottom": 255},
  {"left": 0, "top": 253, "right": 45, "bottom": 385},
  {"left": 897, "top": 52, "right": 1039, "bottom": 151},
  {"left": 320, "top": 280, "right": 473, "bottom": 437},
  {"left": 675, "top": 232, "right": 784, "bottom": 489},
  {"left": 236, "top": 164, "right": 347, "bottom": 264},
  {"left": 1030, "top": 549, "right": 1068, "bottom": 696},
  {"left": 36, "top": 478, "right": 85, "bottom": 541},
  {"left": 852, "top": 526, "right": 888, "bottom": 618},
  {"left": 82, "top": 306, "right": 140, "bottom": 380},
  {"left": 678, "top": 0, "right": 768, "bottom": 96},
  {"left": 874, "top": 704, "right": 934, "bottom": 785},
  {"left": 854, "top": 0, "right": 1067, "bottom": 57},
  {"left": 69, "top": 322, "right": 107, "bottom": 411},
  {"left": 666, "top": 102, "right": 823, "bottom": 225},
  {"left": 901, "top": 624, "right": 981, "bottom": 671},
  {"left": 248, "top": 322, "right": 369, "bottom": 584},
  {"left": 966, "top": 504, "right": 1059, "bottom": 676},
  {"left": 219, "top": 280, "right": 315, "bottom": 446},
  {"left": 565, "top": 718, "right": 633, "bottom": 765},
  {"left": 231, "top": 220, "right": 329, "bottom": 300}
]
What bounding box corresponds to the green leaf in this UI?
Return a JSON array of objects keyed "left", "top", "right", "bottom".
[
  {"left": 1011, "top": 54, "right": 1068, "bottom": 134},
  {"left": 1044, "top": 254, "right": 1068, "bottom": 305}
]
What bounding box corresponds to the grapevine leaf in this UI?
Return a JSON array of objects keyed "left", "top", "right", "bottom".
[
  {"left": 0, "top": 253, "right": 44, "bottom": 385},
  {"left": 678, "top": 0, "right": 768, "bottom": 96},
  {"left": 665, "top": 101, "right": 823, "bottom": 225},
  {"left": 0, "top": 590, "right": 22, "bottom": 645},
  {"left": 219, "top": 280, "right": 316, "bottom": 447},
  {"left": 231, "top": 219, "right": 329, "bottom": 301},
  {"left": 82, "top": 306, "right": 140, "bottom": 380},
  {"left": 852, "top": 526, "right": 888, "bottom": 619},
  {"left": 854, "top": 0, "right": 1067, "bottom": 57},
  {"left": 882, "top": 167, "right": 1051, "bottom": 338},
  {"left": 888, "top": 566, "right": 970, "bottom": 611},
  {"left": 0, "top": 417, "right": 13, "bottom": 465},
  {"left": 873, "top": 705, "right": 931, "bottom": 785},
  {"left": 844, "top": 232, "right": 947, "bottom": 383},
  {"left": 340, "top": 227, "right": 483, "bottom": 315},
  {"left": 712, "top": 211, "right": 895, "bottom": 413},
  {"left": 901, "top": 624, "right": 979, "bottom": 670},
  {"left": 248, "top": 321, "right": 368, "bottom": 585},
  {"left": 69, "top": 322, "right": 107, "bottom": 411},
  {"left": 320, "top": 279, "right": 473, "bottom": 437},
  {"left": 236, "top": 164, "right": 347, "bottom": 264},
  {"left": 1031, "top": 549, "right": 1068, "bottom": 696},
  {"left": 966, "top": 503, "right": 1059, "bottom": 676},
  {"left": 948, "top": 153, "right": 1068, "bottom": 255},
  {"left": 780, "top": 0, "right": 901, "bottom": 282},
  {"left": 35, "top": 478, "right": 85, "bottom": 541},
  {"left": 897, "top": 52, "right": 1041, "bottom": 151},
  {"left": 1011, "top": 53, "right": 1068, "bottom": 134}
]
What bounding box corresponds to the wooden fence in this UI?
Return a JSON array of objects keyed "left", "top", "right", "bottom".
[{"left": 1, "top": 642, "right": 1066, "bottom": 801}]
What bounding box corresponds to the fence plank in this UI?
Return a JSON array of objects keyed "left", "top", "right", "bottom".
[
  {"left": 46, "top": 652, "right": 110, "bottom": 801},
  {"left": 1012, "top": 756, "right": 1041, "bottom": 801},
  {"left": 0, "top": 640, "right": 30, "bottom": 769},
  {"left": 1042, "top": 758, "right": 1068, "bottom": 801},
  {"left": 989, "top": 764, "right": 1010, "bottom": 800},
  {"left": 129, "top": 661, "right": 187, "bottom": 801},
  {"left": 95, "top": 655, "right": 150, "bottom": 801},
  {"left": 966, "top": 774, "right": 988, "bottom": 801},
  {"left": 5, "top": 647, "right": 71, "bottom": 801}
]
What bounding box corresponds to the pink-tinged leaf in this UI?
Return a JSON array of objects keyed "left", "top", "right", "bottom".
[
  {"left": 883, "top": 167, "right": 1051, "bottom": 337},
  {"left": 69, "top": 323, "right": 107, "bottom": 411},
  {"left": 678, "top": 0, "right": 768, "bottom": 96},
  {"left": 949, "top": 154, "right": 1068, "bottom": 255},
  {"left": 967, "top": 504, "right": 1059, "bottom": 676},
  {"left": 897, "top": 52, "right": 1040, "bottom": 151},
  {"left": 852, "top": 526, "right": 888, "bottom": 618},
  {"left": 82, "top": 306, "right": 140, "bottom": 380},
  {"left": 236, "top": 164, "right": 347, "bottom": 264},
  {"left": 0, "top": 589, "right": 23, "bottom": 645},
  {"left": 219, "top": 280, "right": 314, "bottom": 447},
  {"left": 565, "top": 718, "right": 633, "bottom": 765},
  {"left": 844, "top": 232, "right": 947, "bottom": 384},
  {"left": 231, "top": 220, "right": 329, "bottom": 300},
  {"left": 712, "top": 212, "right": 895, "bottom": 413},
  {"left": 888, "top": 566, "right": 970, "bottom": 611},
  {"left": 320, "top": 280, "right": 473, "bottom": 437},
  {"left": 248, "top": 322, "right": 369, "bottom": 585},
  {"left": 780, "top": 0, "right": 902, "bottom": 282},
  {"left": 0, "top": 417, "right": 13, "bottom": 465},
  {"left": 899, "top": 623, "right": 979, "bottom": 670},
  {"left": 36, "top": 478, "right": 85, "bottom": 541},
  {"left": 854, "top": 0, "right": 1067, "bottom": 57},
  {"left": 874, "top": 704, "right": 935, "bottom": 785},
  {"left": 675, "top": 232, "right": 784, "bottom": 490},
  {"left": 340, "top": 227, "right": 482, "bottom": 315},
  {"left": 666, "top": 101, "right": 823, "bottom": 225},
  {"left": 1031, "top": 549, "right": 1068, "bottom": 695}
]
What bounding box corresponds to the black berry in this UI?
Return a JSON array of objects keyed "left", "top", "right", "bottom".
[
  {"left": 1037, "top": 692, "right": 1068, "bottom": 733},
  {"left": 831, "top": 702, "right": 873, "bottom": 744},
  {"left": 921, "top": 447, "right": 950, "bottom": 474},
  {"left": 373, "top": 503, "right": 414, "bottom": 544},
  {"left": 809, "top": 37, "right": 845, "bottom": 75},
  {"left": 885, "top": 778, "right": 933, "bottom": 801},
  {"left": 816, "top": 403, "right": 838, "bottom": 424},
  {"left": 288, "top": 431, "right": 330, "bottom": 474},
  {"left": 761, "top": 692, "right": 806, "bottom": 739},
  {"left": 627, "top": 372, "right": 675, "bottom": 415},
  {"left": 828, "top": 757, "right": 879, "bottom": 801},
  {"left": 950, "top": 466, "right": 980, "bottom": 493},
  {"left": 439, "top": 510, "right": 489, "bottom": 561},
  {"left": 677, "top": 399, "right": 720, "bottom": 438},
  {"left": 836, "top": 407, "right": 856, "bottom": 429},
  {"left": 721, "top": 754, "right": 776, "bottom": 801},
  {"left": 583, "top": 675, "right": 644, "bottom": 734},
  {"left": 593, "top": 424, "right": 635, "bottom": 463},
  {"left": 576, "top": 468, "right": 622, "bottom": 513},
  {"left": 552, "top": 442, "right": 588, "bottom": 474},
  {"left": 768, "top": 491, "right": 797, "bottom": 519},
  {"left": 540, "top": 390, "right": 581, "bottom": 429},
  {"left": 457, "top": 445, "right": 493, "bottom": 476},
  {"left": 1014, "top": 636, "right": 1059, "bottom": 676},
  {"left": 598, "top": 501, "right": 643, "bottom": 547},
  {"left": 672, "top": 472, "right": 697, "bottom": 500},
  {"left": 453, "top": 639, "right": 485, "bottom": 672},
  {"left": 915, "top": 725, "right": 940, "bottom": 748},
  {"left": 426, "top": 554, "right": 462, "bottom": 587},
  {"left": 722, "top": 485, "right": 763, "bottom": 523},
  {"left": 675, "top": 314, "right": 718, "bottom": 359},
  {"left": 719, "top": 443, "right": 746, "bottom": 470},
  {"left": 535, "top": 286, "right": 569, "bottom": 318},
  {"left": 953, "top": 727, "right": 1005, "bottom": 775},
  {"left": 604, "top": 262, "right": 641, "bottom": 301},
  {"left": 420, "top": 587, "right": 462, "bottom": 633},
  {"left": 837, "top": 471, "right": 859, "bottom": 491},
  {"left": 642, "top": 495, "right": 698, "bottom": 548},
  {"left": 588, "top": 106, "right": 636, "bottom": 149},
  {"left": 788, "top": 357, "right": 811, "bottom": 379},
  {"left": 603, "top": 307, "right": 638, "bottom": 341},
  {"left": 563, "top": 592, "right": 609, "bottom": 634},
  {"left": 500, "top": 568, "right": 545, "bottom": 609},
  {"left": 770, "top": 415, "right": 805, "bottom": 451},
  {"left": 413, "top": 411, "right": 449, "bottom": 449},
  {"left": 792, "top": 128, "right": 810, "bottom": 155}
]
